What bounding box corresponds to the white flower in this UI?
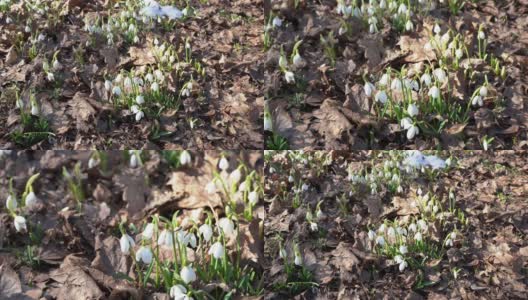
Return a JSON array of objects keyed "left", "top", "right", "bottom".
[
  {"left": 158, "top": 229, "right": 174, "bottom": 247},
  {"left": 170, "top": 285, "right": 187, "bottom": 300},
  {"left": 219, "top": 157, "right": 229, "bottom": 171},
  {"left": 405, "top": 20, "right": 414, "bottom": 31},
  {"left": 206, "top": 181, "right": 216, "bottom": 195},
  {"left": 14, "top": 215, "right": 27, "bottom": 232},
  {"left": 248, "top": 191, "right": 259, "bottom": 205},
  {"left": 399, "top": 245, "right": 408, "bottom": 254},
  {"left": 480, "top": 86, "right": 488, "bottom": 97},
  {"left": 375, "top": 90, "right": 388, "bottom": 104},
  {"left": 364, "top": 82, "right": 375, "bottom": 97},
  {"left": 264, "top": 112, "right": 272, "bottom": 131},
  {"left": 199, "top": 224, "right": 213, "bottom": 242},
  {"left": 434, "top": 23, "right": 441, "bottom": 34},
  {"left": 400, "top": 117, "right": 413, "bottom": 130},
  {"left": 376, "top": 236, "right": 385, "bottom": 246},
  {"left": 433, "top": 68, "right": 447, "bottom": 83},
  {"left": 428, "top": 86, "right": 440, "bottom": 99},
  {"left": 142, "top": 223, "right": 155, "bottom": 240},
  {"left": 229, "top": 169, "right": 242, "bottom": 184},
  {"left": 407, "top": 125, "right": 419, "bottom": 140},
  {"left": 135, "top": 110, "right": 144, "bottom": 122},
  {"left": 310, "top": 222, "right": 318, "bottom": 231},
  {"left": 379, "top": 74, "right": 389, "bottom": 86},
  {"left": 407, "top": 104, "right": 419, "bottom": 117},
  {"left": 397, "top": 3, "right": 408, "bottom": 14},
  {"left": 399, "top": 260, "right": 408, "bottom": 272},
  {"left": 151, "top": 82, "right": 160, "bottom": 92},
  {"left": 25, "top": 192, "right": 37, "bottom": 207},
  {"left": 478, "top": 30, "right": 485, "bottom": 40},
  {"left": 180, "top": 265, "right": 197, "bottom": 284},
  {"left": 208, "top": 241, "right": 225, "bottom": 259},
  {"left": 293, "top": 53, "right": 303, "bottom": 67},
  {"left": 272, "top": 16, "right": 282, "bottom": 27},
  {"left": 445, "top": 238, "right": 453, "bottom": 247},
  {"left": 418, "top": 219, "right": 428, "bottom": 231},
  {"left": 455, "top": 49, "right": 463, "bottom": 59},
  {"left": 47, "top": 72, "right": 55, "bottom": 82},
  {"left": 387, "top": 227, "right": 396, "bottom": 239},
  {"left": 135, "top": 246, "right": 153, "bottom": 264},
  {"left": 6, "top": 195, "right": 17, "bottom": 211},
  {"left": 483, "top": 139, "right": 489, "bottom": 151},
  {"left": 136, "top": 95, "right": 145, "bottom": 105},
  {"left": 414, "top": 232, "right": 423, "bottom": 241},
  {"left": 391, "top": 78, "right": 402, "bottom": 91},
  {"left": 112, "top": 86, "right": 122, "bottom": 96},
  {"left": 218, "top": 218, "right": 235, "bottom": 236},
  {"left": 284, "top": 71, "right": 295, "bottom": 84},
  {"left": 450, "top": 232, "right": 457, "bottom": 240},
  {"left": 279, "top": 248, "right": 287, "bottom": 259},
  {"left": 25, "top": 25, "right": 31, "bottom": 33},
  {"left": 302, "top": 183, "right": 309, "bottom": 192},
  {"left": 368, "top": 230, "right": 376, "bottom": 240},
  {"left": 31, "top": 103, "right": 39, "bottom": 116},
  {"left": 180, "top": 150, "right": 191, "bottom": 165},
  {"left": 104, "top": 80, "right": 112, "bottom": 91},
  {"left": 294, "top": 254, "right": 302, "bottom": 266},
  {"left": 420, "top": 73, "right": 432, "bottom": 87},
  {"left": 52, "top": 60, "right": 62, "bottom": 70},
  {"left": 471, "top": 95, "right": 483, "bottom": 107},
  {"left": 146, "top": 73, "right": 154, "bottom": 82},
  {"left": 120, "top": 234, "right": 135, "bottom": 254},
  {"left": 409, "top": 223, "right": 417, "bottom": 232}
]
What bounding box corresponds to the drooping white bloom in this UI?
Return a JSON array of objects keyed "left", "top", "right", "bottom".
[
  {"left": 376, "top": 236, "right": 385, "bottom": 246},
  {"left": 417, "top": 219, "right": 428, "bottom": 231},
  {"left": 284, "top": 71, "right": 295, "bottom": 84},
  {"left": 455, "top": 49, "right": 463, "bottom": 59},
  {"left": 434, "top": 23, "right": 441, "bottom": 34},
  {"left": 135, "top": 110, "right": 144, "bottom": 122},
  {"left": 219, "top": 157, "right": 229, "bottom": 171},
  {"left": 471, "top": 95, "right": 483, "bottom": 107},
  {"left": 399, "top": 245, "right": 408, "bottom": 254},
  {"left": 400, "top": 117, "right": 413, "bottom": 130},
  {"left": 272, "top": 16, "right": 282, "bottom": 28},
  {"left": 368, "top": 230, "right": 376, "bottom": 240},
  {"left": 433, "top": 68, "right": 447, "bottom": 83},
  {"left": 391, "top": 78, "right": 402, "bottom": 91},
  {"left": 483, "top": 139, "right": 489, "bottom": 151},
  {"left": 279, "top": 247, "right": 287, "bottom": 259},
  {"left": 120, "top": 234, "right": 135, "bottom": 254},
  {"left": 158, "top": 229, "right": 174, "bottom": 247},
  {"left": 409, "top": 223, "right": 417, "bottom": 232},
  {"left": 142, "top": 223, "right": 155, "bottom": 240},
  {"left": 407, "top": 104, "right": 419, "bottom": 117},
  {"left": 294, "top": 254, "right": 302, "bottom": 266},
  {"left": 428, "top": 86, "right": 440, "bottom": 99},
  {"left": 479, "top": 86, "right": 488, "bottom": 97},
  {"left": 387, "top": 227, "right": 396, "bottom": 239},
  {"left": 375, "top": 90, "right": 388, "bottom": 104},
  {"left": 31, "top": 103, "right": 39, "bottom": 116},
  {"left": 364, "top": 82, "right": 375, "bottom": 97},
  {"left": 180, "top": 150, "right": 191, "bottom": 165},
  {"left": 46, "top": 72, "right": 55, "bottom": 82},
  {"left": 414, "top": 232, "right": 423, "bottom": 241},
  {"left": 445, "top": 238, "right": 453, "bottom": 247},
  {"left": 399, "top": 259, "right": 407, "bottom": 272},
  {"left": 53, "top": 60, "right": 62, "bottom": 70},
  {"left": 206, "top": 181, "right": 216, "bottom": 195},
  {"left": 264, "top": 112, "right": 272, "bottom": 131},
  {"left": 14, "top": 215, "right": 27, "bottom": 232},
  {"left": 478, "top": 30, "right": 485, "bottom": 40},
  {"left": 218, "top": 218, "right": 235, "bottom": 236},
  {"left": 208, "top": 241, "right": 225, "bottom": 259},
  {"left": 420, "top": 73, "right": 432, "bottom": 87},
  {"left": 170, "top": 285, "right": 187, "bottom": 300},
  {"left": 248, "top": 191, "right": 259, "bottom": 205},
  {"left": 293, "top": 53, "right": 303, "bottom": 67},
  {"left": 310, "top": 222, "right": 318, "bottom": 231},
  {"left": 407, "top": 125, "right": 419, "bottom": 140},
  {"left": 229, "top": 169, "right": 242, "bottom": 184},
  {"left": 379, "top": 74, "right": 389, "bottom": 86},
  {"left": 6, "top": 195, "right": 17, "bottom": 211},
  {"left": 136, "top": 95, "right": 145, "bottom": 105},
  {"left": 199, "top": 223, "right": 213, "bottom": 242},
  {"left": 135, "top": 246, "right": 153, "bottom": 264},
  {"left": 405, "top": 20, "right": 414, "bottom": 31},
  {"left": 25, "top": 192, "right": 37, "bottom": 208},
  {"left": 180, "top": 265, "right": 197, "bottom": 284},
  {"left": 151, "top": 82, "right": 160, "bottom": 92},
  {"left": 397, "top": 3, "right": 408, "bottom": 14},
  {"left": 112, "top": 86, "right": 122, "bottom": 96},
  {"left": 104, "top": 80, "right": 112, "bottom": 91}
]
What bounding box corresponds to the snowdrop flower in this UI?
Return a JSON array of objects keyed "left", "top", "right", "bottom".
[
  {"left": 146, "top": 73, "right": 154, "bottom": 82},
  {"left": 397, "top": 257, "right": 407, "bottom": 271},
  {"left": 478, "top": 30, "right": 485, "bottom": 40},
  {"left": 14, "top": 215, "right": 27, "bottom": 232},
  {"left": 136, "top": 95, "right": 145, "bottom": 105},
  {"left": 25, "top": 192, "right": 37, "bottom": 207},
  {"left": 31, "top": 102, "right": 39, "bottom": 116},
  {"left": 88, "top": 157, "right": 99, "bottom": 169},
  {"left": 480, "top": 86, "right": 488, "bottom": 97},
  {"left": 364, "top": 82, "right": 375, "bottom": 97},
  {"left": 180, "top": 150, "right": 191, "bottom": 165},
  {"left": 302, "top": 183, "right": 309, "bottom": 192},
  {"left": 441, "top": 33, "right": 451, "bottom": 46},
  {"left": 407, "top": 104, "right": 419, "bottom": 117},
  {"left": 170, "top": 285, "right": 187, "bottom": 300},
  {"left": 272, "top": 16, "right": 282, "bottom": 28},
  {"left": 483, "top": 139, "right": 489, "bottom": 151},
  {"left": 284, "top": 71, "right": 295, "bottom": 84},
  {"left": 142, "top": 223, "right": 155, "bottom": 240},
  {"left": 199, "top": 224, "right": 213, "bottom": 242},
  {"left": 378, "top": 223, "right": 386, "bottom": 233},
  {"left": 25, "top": 25, "right": 31, "bottom": 33},
  {"left": 455, "top": 49, "right": 463, "bottom": 59},
  {"left": 399, "top": 245, "right": 408, "bottom": 255},
  {"left": 417, "top": 219, "right": 428, "bottom": 231},
  {"left": 471, "top": 95, "right": 483, "bottom": 107},
  {"left": 387, "top": 227, "right": 396, "bottom": 239},
  {"left": 279, "top": 247, "right": 287, "bottom": 259},
  {"left": 112, "top": 86, "right": 122, "bottom": 96},
  {"left": 375, "top": 90, "right": 388, "bottom": 104},
  {"left": 218, "top": 218, "right": 235, "bottom": 236},
  {"left": 206, "top": 181, "right": 216, "bottom": 195},
  {"left": 158, "top": 229, "right": 174, "bottom": 247},
  {"left": 409, "top": 223, "right": 417, "bottom": 232},
  {"left": 368, "top": 230, "right": 376, "bottom": 241},
  {"left": 391, "top": 78, "right": 402, "bottom": 91},
  {"left": 6, "top": 195, "right": 17, "bottom": 211},
  {"left": 120, "top": 234, "right": 135, "bottom": 255},
  {"left": 151, "top": 82, "right": 159, "bottom": 92},
  {"left": 264, "top": 111, "right": 272, "bottom": 131},
  {"left": 409, "top": 80, "right": 420, "bottom": 91},
  {"left": 294, "top": 254, "right": 303, "bottom": 266},
  {"left": 229, "top": 169, "right": 242, "bottom": 185},
  {"left": 52, "top": 60, "right": 62, "bottom": 70},
  {"left": 180, "top": 265, "right": 197, "bottom": 284},
  {"left": 407, "top": 125, "right": 419, "bottom": 140},
  {"left": 433, "top": 68, "right": 447, "bottom": 83},
  {"left": 310, "top": 222, "right": 318, "bottom": 231},
  {"left": 46, "top": 72, "right": 55, "bottom": 82},
  {"left": 400, "top": 117, "right": 413, "bottom": 130},
  {"left": 376, "top": 236, "right": 385, "bottom": 246},
  {"left": 414, "top": 232, "right": 422, "bottom": 241},
  {"left": 428, "top": 86, "right": 440, "bottom": 99},
  {"left": 424, "top": 42, "right": 432, "bottom": 51},
  {"left": 379, "top": 74, "right": 389, "bottom": 86},
  {"left": 405, "top": 20, "right": 414, "bottom": 31},
  {"left": 104, "top": 80, "right": 112, "bottom": 91},
  {"left": 136, "top": 246, "right": 153, "bottom": 264},
  {"left": 445, "top": 238, "right": 453, "bottom": 247},
  {"left": 219, "top": 157, "right": 229, "bottom": 171},
  {"left": 421, "top": 73, "right": 432, "bottom": 87},
  {"left": 293, "top": 53, "right": 303, "bottom": 67},
  {"left": 208, "top": 241, "right": 225, "bottom": 259},
  {"left": 37, "top": 33, "right": 46, "bottom": 42},
  {"left": 397, "top": 185, "right": 403, "bottom": 193},
  {"left": 248, "top": 191, "right": 259, "bottom": 205},
  {"left": 434, "top": 23, "right": 441, "bottom": 34}
]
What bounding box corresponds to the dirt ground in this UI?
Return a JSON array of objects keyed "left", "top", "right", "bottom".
[
  {"left": 0, "top": 0, "right": 264, "bottom": 149},
  {"left": 264, "top": 150, "right": 528, "bottom": 299}
]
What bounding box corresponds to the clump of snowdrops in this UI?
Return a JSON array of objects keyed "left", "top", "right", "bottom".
[{"left": 4, "top": 174, "right": 40, "bottom": 234}]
